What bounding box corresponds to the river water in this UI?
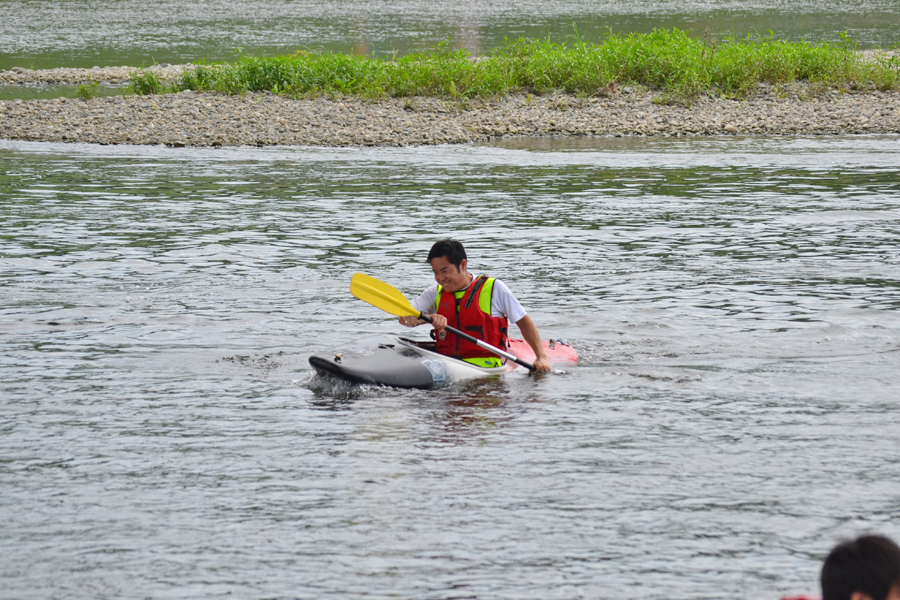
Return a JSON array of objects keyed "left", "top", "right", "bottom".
[
  {"left": 2, "top": 136, "right": 900, "bottom": 599},
  {"left": 3, "top": 0, "right": 900, "bottom": 70}
]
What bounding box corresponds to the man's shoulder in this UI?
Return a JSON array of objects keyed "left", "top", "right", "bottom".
[
  {"left": 419, "top": 283, "right": 440, "bottom": 297},
  {"left": 486, "top": 277, "right": 514, "bottom": 295},
  {"left": 411, "top": 283, "right": 440, "bottom": 312},
  {"left": 484, "top": 277, "right": 522, "bottom": 305}
]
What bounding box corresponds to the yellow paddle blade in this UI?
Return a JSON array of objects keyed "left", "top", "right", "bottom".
[{"left": 350, "top": 273, "right": 421, "bottom": 318}]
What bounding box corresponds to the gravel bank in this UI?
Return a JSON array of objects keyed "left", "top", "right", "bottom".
[
  {"left": 2, "top": 86, "right": 899, "bottom": 147},
  {"left": 0, "top": 64, "right": 190, "bottom": 86}
]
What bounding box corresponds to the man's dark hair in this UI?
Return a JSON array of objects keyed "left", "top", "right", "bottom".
[
  {"left": 821, "top": 535, "right": 900, "bottom": 600},
  {"left": 426, "top": 239, "right": 467, "bottom": 269}
]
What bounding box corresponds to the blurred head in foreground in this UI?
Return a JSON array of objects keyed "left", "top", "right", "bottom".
[{"left": 822, "top": 535, "right": 900, "bottom": 600}]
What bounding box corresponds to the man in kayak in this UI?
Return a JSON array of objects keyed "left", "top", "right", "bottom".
[{"left": 399, "top": 239, "right": 552, "bottom": 373}]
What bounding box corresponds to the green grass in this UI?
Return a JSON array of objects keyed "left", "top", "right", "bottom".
[
  {"left": 129, "top": 29, "right": 900, "bottom": 102},
  {"left": 76, "top": 80, "right": 100, "bottom": 100}
]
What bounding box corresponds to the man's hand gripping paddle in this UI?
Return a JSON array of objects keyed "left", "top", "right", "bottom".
[{"left": 350, "top": 273, "right": 536, "bottom": 372}]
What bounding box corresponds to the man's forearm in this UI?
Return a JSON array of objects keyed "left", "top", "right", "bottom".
[{"left": 516, "top": 315, "right": 548, "bottom": 361}]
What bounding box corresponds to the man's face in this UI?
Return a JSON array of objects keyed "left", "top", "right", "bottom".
[{"left": 430, "top": 256, "right": 469, "bottom": 293}]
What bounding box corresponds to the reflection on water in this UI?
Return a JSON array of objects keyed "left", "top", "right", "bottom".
[
  {"left": 1, "top": 136, "right": 900, "bottom": 599},
  {"left": 2, "top": 0, "right": 899, "bottom": 69}
]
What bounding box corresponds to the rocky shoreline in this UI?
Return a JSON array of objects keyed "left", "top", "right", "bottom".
[
  {"left": 1, "top": 61, "right": 899, "bottom": 146},
  {"left": 0, "top": 63, "right": 190, "bottom": 86},
  {"left": 1, "top": 87, "right": 898, "bottom": 147}
]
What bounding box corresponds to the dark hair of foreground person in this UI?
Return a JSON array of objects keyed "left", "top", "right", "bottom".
[{"left": 821, "top": 535, "right": 900, "bottom": 600}]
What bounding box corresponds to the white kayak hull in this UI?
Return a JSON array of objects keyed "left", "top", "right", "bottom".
[
  {"left": 309, "top": 335, "right": 578, "bottom": 389},
  {"left": 309, "top": 335, "right": 511, "bottom": 389}
]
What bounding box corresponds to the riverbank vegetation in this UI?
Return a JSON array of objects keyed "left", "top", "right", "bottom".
[{"left": 129, "top": 29, "right": 899, "bottom": 102}]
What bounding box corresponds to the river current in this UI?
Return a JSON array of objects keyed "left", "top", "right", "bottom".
[{"left": 2, "top": 136, "right": 900, "bottom": 599}]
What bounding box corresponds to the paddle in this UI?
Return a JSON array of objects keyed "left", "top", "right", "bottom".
[{"left": 350, "top": 272, "right": 536, "bottom": 372}]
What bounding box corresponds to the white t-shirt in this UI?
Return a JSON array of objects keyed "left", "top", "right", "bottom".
[{"left": 410, "top": 275, "right": 528, "bottom": 324}]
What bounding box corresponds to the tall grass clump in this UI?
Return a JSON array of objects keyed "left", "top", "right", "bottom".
[
  {"left": 76, "top": 79, "right": 100, "bottom": 100},
  {"left": 128, "top": 68, "right": 169, "bottom": 95},
  {"left": 128, "top": 30, "right": 900, "bottom": 102}
]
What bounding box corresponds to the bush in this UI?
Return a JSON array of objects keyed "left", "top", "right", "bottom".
[{"left": 76, "top": 80, "right": 100, "bottom": 100}]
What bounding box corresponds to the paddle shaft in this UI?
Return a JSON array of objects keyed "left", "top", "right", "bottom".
[{"left": 417, "top": 313, "right": 536, "bottom": 372}]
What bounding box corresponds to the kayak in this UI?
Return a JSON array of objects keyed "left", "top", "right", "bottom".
[{"left": 308, "top": 335, "right": 577, "bottom": 389}]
